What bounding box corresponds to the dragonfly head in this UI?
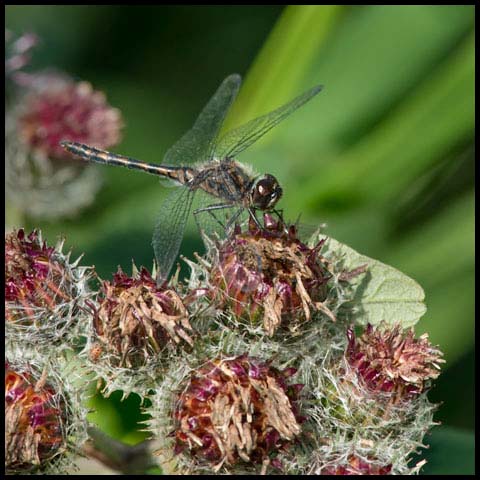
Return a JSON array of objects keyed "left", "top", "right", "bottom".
[{"left": 251, "top": 174, "right": 283, "bottom": 210}]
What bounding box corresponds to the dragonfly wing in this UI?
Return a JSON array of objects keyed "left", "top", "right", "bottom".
[
  {"left": 214, "top": 84, "right": 323, "bottom": 160},
  {"left": 163, "top": 74, "right": 242, "bottom": 166},
  {"left": 152, "top": 186, "right": 195, "bottom": 284}
]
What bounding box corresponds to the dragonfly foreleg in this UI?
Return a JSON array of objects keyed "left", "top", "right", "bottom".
[
  {"left": 247, "top": 208, "right": 263, "bottom": 230},
  {"left": 272, "top": 208, "right": 289, "bottom": 234},
  {"left": 272, "top": 208, "right": 284, "bottom": 221}
]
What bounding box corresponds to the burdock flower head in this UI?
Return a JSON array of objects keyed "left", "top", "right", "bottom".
[
  {"left": 5, "top": 66, "right": 123, "bottom": 219},
  {"left": 5, "top": 351, "right": 89, "bottom": 475},
  {"left": 209, "top": 215, "right": 333, "bottom": 336},
  {"left": 5, "top": 350, "right": 89, "bottom": 475},
  {"left": 5, "top": 228, "right": 93, "bottom": 348},
  {"left": 172, "top": 355, "right": 303, "bottom": 474},
  {"left": 17, "top": 73, "right": 122, "bottom": 162},
  {"left": 5, "top": 361, "right": 66, "bottom": 473},
  {"left": 91, "top": 265, "right": 193, "bottom": 370},
  {"left": 346, "top": 323, "right": 444, "bottom": 402}
]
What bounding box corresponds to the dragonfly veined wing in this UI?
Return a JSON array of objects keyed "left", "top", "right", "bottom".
[
  {"left": 153, "top": 186, "right": 195, "bottom": 284},
  {"left": 214, "top": 84, "right": 323, "bottom": 160},
  {"left": 162, "top": 74, "right": 242, "bottom": 167},
  {"left": 153, "top": 74, "right": 241, "bottom": 283}
]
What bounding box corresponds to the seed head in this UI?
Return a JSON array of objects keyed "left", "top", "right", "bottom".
[
  {"left": 173, "top": 354, "right": 303, "bottom": 472},
  {"left": 5, "top": 361, "right": 66, "bottom": 474},
  {"left": 346, "top": 323, "right": 444, "bottom": 402},
  {"left": 92, "top": 266, "right": 193, "bottom": 369},
  {"left": 209, "top": 215, "right": 332, "bottom": 336},
  {"left": 5, "top": 228, "right": 93, "bottom": 348}
]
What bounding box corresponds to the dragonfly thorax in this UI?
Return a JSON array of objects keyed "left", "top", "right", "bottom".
[{"left": 250, "top": 174, "right": 283, "bottom": 210}]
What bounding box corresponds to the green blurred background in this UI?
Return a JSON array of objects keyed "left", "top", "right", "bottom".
[{"left": 6, "top": 5, "right": 474, "bottom": 474}]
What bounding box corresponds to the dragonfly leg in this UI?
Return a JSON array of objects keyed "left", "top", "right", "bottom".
[
  {"left": 272, "top": 208, "right": 285, "bottom": 222},
  {"left": 247, "top": 208, "right": 263, "bottom": 230},
  {"left": 225, "top": 208, "right": 244, "bottom": 232},
  {"left": 193, "top": 203, "right": 233, "bottom": 232},
  {"left": 272, "top": 208, "right": 289, "bottom": 233}
]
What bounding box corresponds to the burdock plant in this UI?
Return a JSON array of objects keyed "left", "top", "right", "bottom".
[
  {"left": 4, "top": 50, "right": 444, "bottom": 474},
  {"left": 4, "top": 190, "right": 443, "bottom": 475},
  {"left": 144, "top": 222, "right": 442, "bottom": 475},
  {"left": 4, "top": 215, "right": 443, "bottom": 475}
]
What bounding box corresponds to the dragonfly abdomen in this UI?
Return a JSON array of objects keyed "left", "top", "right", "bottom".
[{"left": 60, "top": 141, "right": 186, "bottom": 181}]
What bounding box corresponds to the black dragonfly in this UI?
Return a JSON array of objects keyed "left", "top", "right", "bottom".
[{"left": 61, "top": 74, "right": 322, "bottom": 284}]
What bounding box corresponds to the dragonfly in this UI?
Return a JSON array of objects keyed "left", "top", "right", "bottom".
[{"left": 61, "top": 74, "right": 323, "bottom": 285}]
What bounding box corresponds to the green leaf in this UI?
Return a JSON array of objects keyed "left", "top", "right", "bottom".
[{"left": 322, "top": 236, "right": 426, "bottom": 327}]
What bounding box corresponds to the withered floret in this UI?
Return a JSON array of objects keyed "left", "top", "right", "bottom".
[
  {"left": 93, "top": 266, "right": 193, "bottom": 368},
  {"left": 210, "top": 215, "right": 333, "bottom": 336},
  {"left": 5, "top": 229, "right": 76, "bottom": 325},
  {"left": 347, "top": 323, "right": 444, "bottom": 402},
  {"left": 173, "top": 355, "right": 304, "bottom": 472},
  {"left": 5, "top": 362, "right": 66, "bottom": 474}
]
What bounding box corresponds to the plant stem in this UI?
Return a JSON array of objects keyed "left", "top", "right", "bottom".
[{"left": 83, "top": 426, "right": 159, "bottom": 475}]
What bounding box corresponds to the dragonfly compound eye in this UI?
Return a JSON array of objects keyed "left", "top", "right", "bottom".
[{"left": 252, "top": 174, "right": 282, "bottom": 210}]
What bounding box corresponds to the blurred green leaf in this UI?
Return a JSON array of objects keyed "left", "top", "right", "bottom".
[
  {"left": 417, "top": 426, "right": 474, "bottom": 475},
  {"left": 232, "top": 5, "right": 474, "bottom": 174},
  {"left": 384, "top": 192, "right": 474, "bottom": 362},
  {"left": 286, "top": 32, "right": 474, "bottom": 216},
  {"left": 385, "top": 192, "right": 474, "bottom": 289},
  {"left": 224, "top": 5, "right": 342, "bottom": 132}
]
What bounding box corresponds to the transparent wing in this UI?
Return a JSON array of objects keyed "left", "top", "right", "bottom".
[
  {"left": 163, "top": 74, "right": 242, "bottom": 166},
  {"left": 192, "top": 189, "right": 249, "bottom": 244},
  {"left": 214, "top": 84, "right": 323, "bottom": 160},
  {"left": 152, "top": 186, "right": 195, "bottom": 284}
]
